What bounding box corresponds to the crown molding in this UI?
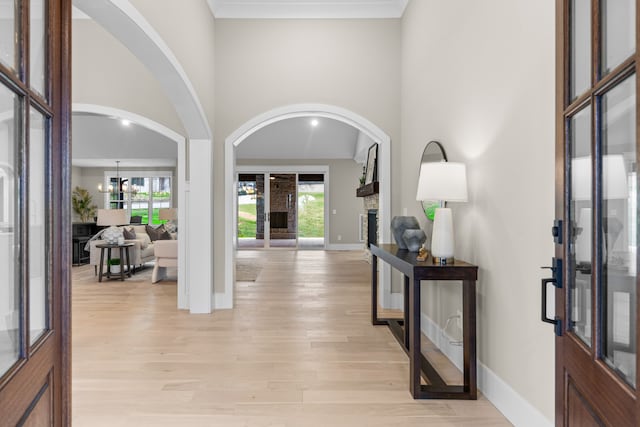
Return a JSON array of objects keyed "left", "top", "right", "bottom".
[{"left": 207, "top": 0, "right": 408, "bottom": 19}]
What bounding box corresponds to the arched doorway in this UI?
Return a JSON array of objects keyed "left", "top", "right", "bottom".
[
  {"left": 223, "top": 103, "right": 392, "bottom": 309},
  {"left": 72, "top": 103, "right": 189, "bottom": 308}
]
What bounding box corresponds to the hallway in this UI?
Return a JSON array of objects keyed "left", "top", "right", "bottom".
[{"left": 72, "top": 251, "right": 510, "bottom": 426}]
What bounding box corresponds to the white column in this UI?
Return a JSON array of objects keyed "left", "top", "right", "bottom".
[{"left": 187, "top": 138, "right": 214, "bottom": 313}]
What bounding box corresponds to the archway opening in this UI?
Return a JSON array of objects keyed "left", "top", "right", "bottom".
[{"left": 223, "top": 103, "right": 392, "bottom": 309}]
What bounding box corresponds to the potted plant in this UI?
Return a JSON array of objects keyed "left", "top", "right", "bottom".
[
  {"left": 72, "top": 186, "right": 97, "bottom": 223},
  {"left": 108, "top": 258, "right": 121, "bottom": 273}
]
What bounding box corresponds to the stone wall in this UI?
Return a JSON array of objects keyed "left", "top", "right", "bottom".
[{"left": 363, "top": 193, "right": 379, "bottom": 261}]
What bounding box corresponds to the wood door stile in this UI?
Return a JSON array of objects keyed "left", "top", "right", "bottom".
[{"left": 370, "top": 243, "right": 478, "bottom": 400}]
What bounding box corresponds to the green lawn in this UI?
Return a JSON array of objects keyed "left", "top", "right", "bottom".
[
  {"left": 130, "top": 208, "right": 160, "bottom": 224},
  {"left": 237, "top": 192, "right": 324, "bottom": 238},
  {"left": 298, "top": 192, "right": 324, "bottom": 238},
  {"left": 238, "top": 203, "right": 257, "bottom": 237}
]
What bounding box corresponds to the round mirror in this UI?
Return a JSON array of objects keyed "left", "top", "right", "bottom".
[{"left": 420, "top": 141, "right": 447, "bottom": 221}]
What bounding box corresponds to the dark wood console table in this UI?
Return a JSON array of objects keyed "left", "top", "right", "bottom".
[{"left": 370, "top": 243, "right": 478, "bottom": 399}]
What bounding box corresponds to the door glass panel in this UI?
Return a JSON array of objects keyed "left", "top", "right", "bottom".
[
  {"left": 601, "top": 75, "right": 636, "bottom": 388},
  {"left": 238, "top": 174, "right": 263, "bottom": 249},
  {"left": 29, "top": 108, "right": 47, "bottom": 345},
  {"left": 30, "top": 0, "right": 47, "bottom": 97},
  {"left": 569, "top": 106, "right": 592, "bottom": 347},
  {"left": 0, "top": 0, "right": 18, "bottom": 71},
  {"left": 298, "top": 174, "right": 324, "bottom": 249},
  {"left": 151, "top": 176, "right": 171, "bottom": 225},
  {"left": 570, "top": 0, "right": 591, "bottom": 101},
  {"left": 130, "top": 177, "right": 149, "bottom": 223},
  {"left": 601, "top": 0, "right": 635, "bottom": 76},
  {"left": 269, "top": 174, "right": 296, "bottom": 248},
  {"left": 0, "top": 83, "right": 21, "bottom": 376}
]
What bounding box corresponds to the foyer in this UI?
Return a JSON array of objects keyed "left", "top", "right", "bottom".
[{"left": 71, "top": 250, "right": 510, "bottom": 426}]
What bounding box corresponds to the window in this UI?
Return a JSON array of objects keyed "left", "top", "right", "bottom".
[{"left": 103, "top": 171, "right": 173, "bottom": 224}]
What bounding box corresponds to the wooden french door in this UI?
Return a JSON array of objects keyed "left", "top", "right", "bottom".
[
  {"left": 0, "top": 0, "right": 71, "bottom": 425},
  {"left": 553, "top": 0, "right": 640, "bottom": 425}
]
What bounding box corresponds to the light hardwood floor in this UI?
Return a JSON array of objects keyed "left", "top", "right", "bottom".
[{"left": 72, "top": 250, "right": 511, "bottom": 426}]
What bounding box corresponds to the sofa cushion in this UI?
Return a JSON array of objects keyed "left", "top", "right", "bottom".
[
  {"left": 146, "top": 224, "right": 165, "bottom": 241},
  {"left": 146, "top": 224, "right": 172, "bottom": 241},
  {"left": 122, "top": 227, "right": 136, "bottom": 240},
  {"left": 130, "top": 225, "right": 151, "bottom": 248}
]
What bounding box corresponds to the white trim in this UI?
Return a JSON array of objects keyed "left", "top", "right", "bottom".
[
  {"left": 225, "top": 104, "right": 392, "bottom": 310},
  {"left": 325, "top": 244, "right": 363, "bottom": 251},
  {"left": 208, "top": 0, "right": 409, "bottom": 19},
  {"left": 72, "top": 104, "right": 189, "bottom": 310},
  {"left": 420, "top": 313, "right": 552, "bottom": 427}
]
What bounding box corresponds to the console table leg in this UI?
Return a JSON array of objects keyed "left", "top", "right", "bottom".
[
  {"left": 372, "top": 254, "right": 381, "bottom": 325},
  {"left": 409, "top": 274, "right": 421, "bottom": 398},
  {"left": 463, "top": 279, "right": 477, "bottom": 398},
  {"left": 404, "top": 275, "right": 410, "bottom": 350}
]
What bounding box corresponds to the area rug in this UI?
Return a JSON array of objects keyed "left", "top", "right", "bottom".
[{"left": 236, "top": 259, "right": 262, "bottom": 281}]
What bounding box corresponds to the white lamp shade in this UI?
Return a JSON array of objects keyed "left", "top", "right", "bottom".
[
  {"left": 96, "top": 209, "right": 127, "bottom": 226},
  {"left": 159, "top": 208, "right": 177, "bottom": 221},
  {"left": 416, "top": 162, "right": 468, "bottom": 202},
  {"left": 572, "top": 155, "right": 628, "bottom": 200}
]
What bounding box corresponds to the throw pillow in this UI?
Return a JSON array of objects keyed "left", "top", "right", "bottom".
[
  {"left": 146, "top": 224, "right": 166, "bottom": 242},
  {"left": 122, "top": 227, "right": 136, "bottom": 240},
  {"left": 156, "top": 230, "right": 173, "bottom": 241}
]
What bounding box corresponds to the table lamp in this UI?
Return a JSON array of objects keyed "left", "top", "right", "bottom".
[
  {"left": 96, "top": 209, "right": 127, "bottom": 244},
  {"left": 416, "top": 162, "right": 468, "bottom": 264},
  {"left": 159, "top": 208, "right": 177, "bottom": 232}
]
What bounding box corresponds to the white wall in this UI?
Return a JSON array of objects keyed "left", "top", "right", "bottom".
[
  {"left": 401, "top": 0, "right": 555, "bottom": 423},
  {"left": 237, "top": 158, "right": 363, "bottom": 244},
  {"left": 215, "top": 18, "right": 402, "bottom": 292},
  {"left": 72, "top": 20, "right": 185, "bottom": 135}
]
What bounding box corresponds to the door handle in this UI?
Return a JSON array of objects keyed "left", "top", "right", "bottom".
[{"left": 541, "top": 257, "right": 562, "bottom": 336}]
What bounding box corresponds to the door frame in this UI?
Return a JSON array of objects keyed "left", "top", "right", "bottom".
[
  {"left": 0, "top": 0, "right": 72, "bottom": 424},
  {"left": 236, "top": 165, "right": 330, "bottom": 250}
]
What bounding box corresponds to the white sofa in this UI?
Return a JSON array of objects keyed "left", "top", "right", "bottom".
[
  {"left": 152, "top": 239, "right": 178, "bottom": 283},
  {"left": 88, "top": 225, "right": 158, "bottom": 274}
]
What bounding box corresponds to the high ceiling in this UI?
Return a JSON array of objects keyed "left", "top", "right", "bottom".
[
  {"left": 70, "top": 0, "right": 394, "bottom": 167},
  {"left": 208, "top": 0, "right": 409, "bottom": 19},
  {"left": 237, "top": 117, "right": 359, "bottom": 160},
  {"left": 72, "top": 113, "right": 177, "bottom": 168}
]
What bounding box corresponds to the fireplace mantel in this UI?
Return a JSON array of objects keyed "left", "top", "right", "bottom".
[{"left": 356, "top": 182, "right": 379, "bottom": 197}]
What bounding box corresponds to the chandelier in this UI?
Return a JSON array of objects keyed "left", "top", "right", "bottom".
[{"left": 98, "top": 161, "right": 139, "bottom": 195}]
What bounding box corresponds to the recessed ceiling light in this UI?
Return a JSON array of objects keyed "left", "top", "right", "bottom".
[
  {"left": 311, "top": 119, "right": 319, "bottom": 127},
  {"left": 121, "top": 119, "right": 131, "bottom": 126}
]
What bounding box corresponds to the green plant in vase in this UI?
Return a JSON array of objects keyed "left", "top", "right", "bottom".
[
  {"left": 108, "top": 258, "right": 121, "bottom": 273},
  {"left": 72, "top": 186, "right": 97, "bottom": 223}
]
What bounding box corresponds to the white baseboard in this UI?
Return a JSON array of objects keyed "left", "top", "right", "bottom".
[
  {"left": 420, "top": 313, "right": 552, "bottom": 427},
  {"left": 390, "top": 292, "right": 403, "bottom": 310},
  {"left": 214, "top": 291, "right": 233, "bottom": 310},
  {"left": 326, "top": 243, "right": 364, "bottom": 250}
]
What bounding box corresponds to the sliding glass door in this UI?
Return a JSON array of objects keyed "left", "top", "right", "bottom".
[{"left": 237, "top": 171, "right": 326, "bottom": 249}]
